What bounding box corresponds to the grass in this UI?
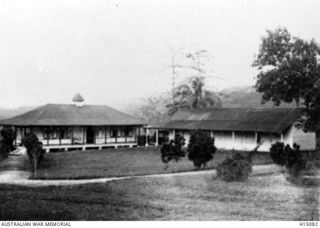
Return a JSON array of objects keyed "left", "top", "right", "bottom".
[
  {"left": 0, "top": 173, "right": 318, "bottom": 220},
  {"left": 35, "top": 147, "right": 272, "bottom": 179}
]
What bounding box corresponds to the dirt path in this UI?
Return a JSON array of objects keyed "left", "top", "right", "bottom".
[
  {"left": 0, "top": 154, "right": 281, "bottom": 187},
  {"left": 0, "top": 154, "right": 31, "bottom": 182}
]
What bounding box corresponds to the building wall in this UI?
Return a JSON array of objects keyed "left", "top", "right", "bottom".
[
  {"left": 233, "top": 132, "right": 257, "bottom": 151},
  {"left": 291, "top": 125, "right": 316, "bottom": 150},
  {"left": 166, "top": 127, "right": 310, "bottom": 152}
]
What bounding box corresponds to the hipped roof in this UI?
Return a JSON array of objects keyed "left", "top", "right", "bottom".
[
  {"left": 160, "top": 108, "right": 302, "bottom": 133},
  {"left": 0, "top": 104, "right": 145, "bottom": 126}
]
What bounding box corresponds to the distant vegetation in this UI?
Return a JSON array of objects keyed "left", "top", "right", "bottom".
[
  {"left": 129, "top": 86, "right": 296, "bottom": 124},
  {"left": 220, "top": 86, "right": 297, "bottom": 109},
  {"left": 0, "top": 106, "right": 35, "bottom": 120}
]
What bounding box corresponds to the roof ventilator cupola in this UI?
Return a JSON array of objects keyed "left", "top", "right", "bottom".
[{"left": 72, "top": 93, "right": 84, "bottom": 107}]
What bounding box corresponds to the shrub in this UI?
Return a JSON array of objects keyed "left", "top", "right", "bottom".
[
  {"left": 22, "top": 133, "right": 45, "bottom": 175},
  {"left": 269, "top": 142, "right": 306, "bottom": 181},
  {"left": 0, "top": 127, "right": 16, "bottom": 160},
  {"left": 187, "top": 130, "right": 216, "bottom": 169},
  {"left": 304, "top": 161, "right": 318, "bottom": 175},
  {"left": 217, "top": 152, "right": 252, "bottom": 182},
  {"left": 160, "top": 134, "right": 185, "bottom": 170},
  {"left": 270, "top": 142, "right": 287, "bottom": 166}
]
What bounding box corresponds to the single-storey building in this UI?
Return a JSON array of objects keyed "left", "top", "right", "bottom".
[
  {"left": 149, "top": 108, "right": 316, "bottom": 152},
  {"left": 0, "top": 94, "right": 145, "bottom": 152}
]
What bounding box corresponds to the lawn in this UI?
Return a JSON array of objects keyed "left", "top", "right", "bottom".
[
  {"left": 35, "top": 147, "right": 273, "bottom": 179},
  {"left": 0, "top": 173, "right": 318, "bottom": 220}
]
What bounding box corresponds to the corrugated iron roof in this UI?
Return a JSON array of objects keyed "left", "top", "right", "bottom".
[
  {"left": 160, "top": 108, "right": 302, "bottom": 133},
  {"left": 0, "top": 104, "right": 145, "bottom": 126}
]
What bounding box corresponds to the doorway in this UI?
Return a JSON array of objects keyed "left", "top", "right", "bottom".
[{"left": 86, "top": 127, "right": 95, "bottom": 144}]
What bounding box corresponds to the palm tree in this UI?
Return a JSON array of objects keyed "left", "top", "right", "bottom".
[{"left": 166, "top": 76, "right": 222, "bottom": 115}]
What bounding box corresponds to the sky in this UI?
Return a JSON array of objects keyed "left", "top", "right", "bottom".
[{"left": 0, "top": 0, "right": 320, "bottom": 109}]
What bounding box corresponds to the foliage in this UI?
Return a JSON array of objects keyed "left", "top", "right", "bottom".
[
  {"left": 0, "top": 127, "right": 16, "bottom": 160},
  {"left": 166, "top": 78, "right": 222, "bottom": 115},
  {"left": 132, "top": 93, "right": 171, "bottom": 124},
  {"left": 187, "top": 130, "right": 216, "bottom": 169},
  {"left": 253, "top": 27, "right": 320, "bottom": 133},
  {"left": 270, "top": 142, "right": 289, "bottom": 166},
  {"left": 269, "top": 142, "right": 305, "bottom": 180},
  {"left": 253, "top": 27, "right": 320, "bottom": 107},
  {"left": 303, "top": 160, "right": 318, "bottom": 175},
  {"left": 166, "top": 50, "right": 222, "bottom": 115},
  {"left": 160, "top": 135, "right": 185, "bottom": 170},
  {"left": 217, "top": 152, "right": 253, "bottom": 182},
  {"left": 22, "top": 133, "right": 45, "bottom": 174}
]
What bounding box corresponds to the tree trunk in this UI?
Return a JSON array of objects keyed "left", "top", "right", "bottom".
[{"left": 33, "top": 158, "right": 37, "bottom": 178}]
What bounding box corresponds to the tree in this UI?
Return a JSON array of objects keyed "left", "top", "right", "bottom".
[
  {"left": 132, "top": 93, "right": 171, "bottom": 124},
  {"left": 22, "top": 132, "right": 45, "bottom": 176},
  {"left": 0, "top": 127, "right": 16, "bottom": 160},
  {"left": 166, "top": 78, "right": 222, "bottom": 115},
  {"left": 253, "top": 27, "right": 320, "bottom": 108},
  {"left": 167, "top": 50, "right": 222, "bottom": 115},
  {"left": 160, "top": 135, "right": 185, "bottom": 171},
  {"left": 187, "top": 130, "right": 216, "bottom": 169}
]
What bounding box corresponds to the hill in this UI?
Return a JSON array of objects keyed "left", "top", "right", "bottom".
[
  {"left": 0, "top": 107, "right": 35, "bottom": 120},
  {"left": 221, "top": 86, "right": 297, "bottom": 108}
]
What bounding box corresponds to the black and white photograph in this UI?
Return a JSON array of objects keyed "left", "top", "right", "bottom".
[{"left": 0, "top": 0, "right": 319, "bottom": 223}]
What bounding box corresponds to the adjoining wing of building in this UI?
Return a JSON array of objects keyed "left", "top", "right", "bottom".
[
  {"left": 0, "top": 97, "right": 145, "bottom": 152},
  {"left": 150, "top": 108, "right": 316, "bottom": 152}
]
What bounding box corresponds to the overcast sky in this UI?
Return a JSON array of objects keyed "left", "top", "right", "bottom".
[{"left": 0, "top": 0, "right": 320, "bottom": 109}]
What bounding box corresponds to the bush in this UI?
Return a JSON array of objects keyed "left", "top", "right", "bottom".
[
  {"left": 22, "top": 133, "right": 45, "bottom": 174},
  {"left": 269, "top": 142, "right": 306, "bottom": 181},
  {"left": 160, "top": 134, "right": 185, "bottom": 170},
  {"left": 304, "top": 161, "right": 318, "bottom": 175},
  {"left": 187, "top": 130, "right": 216, "bottom": 169},
  {"left": 0, "top": 127, "right": 16, "bottom": 160},
  {"left": 270, "top": 142, "right": 287, "bottom": 166},
  {"left": 217, "top": 152, "right": 252, "bottom": 182}
]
